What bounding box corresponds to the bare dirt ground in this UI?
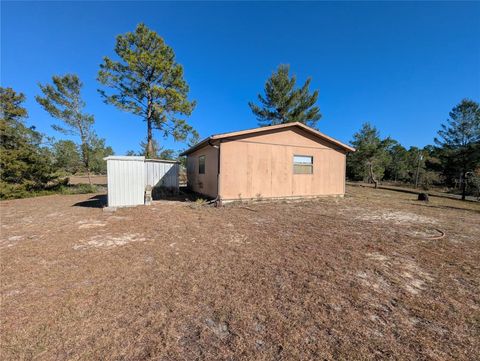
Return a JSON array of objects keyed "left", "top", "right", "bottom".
[{"left": 1, "top": 186, "right": 479, "bottom": 360}]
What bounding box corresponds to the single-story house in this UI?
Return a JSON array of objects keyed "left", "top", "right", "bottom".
[{"left": 180, "top": 122, "right": 355, "bottom": 202}]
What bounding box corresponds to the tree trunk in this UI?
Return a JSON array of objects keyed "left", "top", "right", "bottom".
[
  {"left": 146, "top": 95, "right": 154, "bottom": 158},
  {"left": 78, "top": 128, "right": 92, "bottom": 186},
  {"left": 147, "top": 119, "right": 154, "bottom": 158},
  {"left": 369, "top": 163, "right": 378, "bottom": 189},
  {"left": 86, "top": 168, "right": 92, "bottom": 186},
  {"left": 461, "top": 170, "right": 466, "bottom": 201},
  {"left": 82, "top": 144, "right": 92, "bottom": 186},
  {"left": 414, "top": 159, "right": 420, "bottom": 189}
]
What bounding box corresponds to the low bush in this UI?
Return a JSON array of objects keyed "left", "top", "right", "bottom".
[{"left": 0, "top": 181, "right": 103, "bottom": 200}]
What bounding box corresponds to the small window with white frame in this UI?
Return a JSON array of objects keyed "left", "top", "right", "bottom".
[
  {"left": 293, "top": 155, "right": 313, "bottom": 174},
  {"left": 198, "top": 155, "right": 206, "bottom": 174}
]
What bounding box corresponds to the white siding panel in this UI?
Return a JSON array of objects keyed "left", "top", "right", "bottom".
[
  {"left": 145, "top": 160, "right": 179, "bottom": 189},
  {"left": 106, "top": 157, "right": 145, "bottom": 207},
  {"left": 105, "top": 157, "right": 179, "bottom": 207}
]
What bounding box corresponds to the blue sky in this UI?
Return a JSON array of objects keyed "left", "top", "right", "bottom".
[{"left": 2, "top": 1, "right": 479, "bottom": 154}]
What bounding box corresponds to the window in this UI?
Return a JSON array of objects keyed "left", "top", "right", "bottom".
[
  {"left": 198, "top": 155, "right": 205, "bottom": 174},
  {"left": 293, "top": 155, "right": 313, "bottom": 174},
  {"left": 187, "top": 157, "right": 195, "bottom": 175}
]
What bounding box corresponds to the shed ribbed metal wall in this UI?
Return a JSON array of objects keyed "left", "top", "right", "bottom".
[
  {"left": 145, "top": 160, "right": 179, "bottom": 189},
  {"left": 104, "top": 156, "right": 180, "bottom": 207},
  {"left": 105, "top": 156, "right": 145, "bottom": 207}
]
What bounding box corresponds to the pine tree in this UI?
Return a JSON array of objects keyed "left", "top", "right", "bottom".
[
  {"left": 36, "top": 74, "right": 95, "bottom": 184},
  {"left": 1, "top": 87, "right": 55, "bottom": 198},
  {"left": 435, "top": 99, "right": 480, "bottom": 200},
  {"left": 139, "top": 137, "right": 161, "bottom": 158},
  {"left": 385, "top": 142, "right": 409, "bottom": 182},
  {"left": 346, "top": 123, "right": 392, "bottom": 187},
  {"left": 88, "top": 135, "right": 114, "bottom": 174},
  {"left": 52, "top": 140, "right": 82, "bottom": 174},
  {"left": 130, "top": 137, "right": 177, "bottom": 160},
  {"left": 98, "top": 23, "right": 196, "bottom": 158},
  {"left": 249, "top": 64, "right": 321, "bottom": 128}
]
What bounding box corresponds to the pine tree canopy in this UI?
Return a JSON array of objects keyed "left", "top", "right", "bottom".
[
  {"left": 1, "top": 87, "right": 55, "bottom": 198},
  {"left": 248, "top": 64, "right": 321, "bottom": 128},
  {"left": 36, "top": 74, "right": 96, "bottom": 182},
  {"left": 346, "top": 123, "right": 392, "bottom": 183},
  {"left": 434, "top": 99, "right": 480, "bottom": 200},
  {"left": 36, "top": 74, "right": 94, "bottom": 139},
  {"left": 1, "top": 87, "right": 28, "bottom": 122},
  {"left": 435, "top": 99, "right": 480, "bottom": 149},
  {"left": 97, "top": 23, "right": 196, "bottom": 157}
]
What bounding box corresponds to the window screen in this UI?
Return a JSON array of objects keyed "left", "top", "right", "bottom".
[
  {"left": 187, "top": 157, "right": 195, "bottom": 175},
  {"left": 198, "top": 155, "right": 205, "bottom": 174},
  {"left": 293, "top": 155, "right": 313, "bottom": 174}
]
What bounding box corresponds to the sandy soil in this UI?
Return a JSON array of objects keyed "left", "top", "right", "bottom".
[{"left": 1, "top": 187, "right": 479, "bottom": 360}]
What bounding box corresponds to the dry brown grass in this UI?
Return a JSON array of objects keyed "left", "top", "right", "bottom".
[
  {"left": 1, "top": 187, "right": 479, "bottom": 360},
  {"left": 68, "top": 175, "right": 107, "bottom": 185}
]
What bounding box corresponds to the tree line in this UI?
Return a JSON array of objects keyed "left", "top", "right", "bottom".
[
  {"left": 248, "top": 64, "right": 479, "bottom": 200},
  {"left": 1, "top": 23, "right": 198, "bottom": 199},
  {"left": 0, "top": 85, "right": 114, "bottom": 199},
  {"left": 346, "top": 100, "right": 480, "bottom": 200},
  {"left": 1, "top": 23, "right": 479, "bottom": 200}
]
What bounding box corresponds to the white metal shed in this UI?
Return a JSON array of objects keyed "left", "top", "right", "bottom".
[
  {"left": 144, "top": 159, "right": 179, "bottom": 190},
  {"left": 104, "top": 156, "right": 180, "bottom": 207},
  {"left": 105, "top": 156, "right": 145, "bottom": 207}
]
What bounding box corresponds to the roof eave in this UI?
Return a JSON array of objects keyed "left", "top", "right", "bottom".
[
  {"left": 179, "top": 122, "right": 356, "bottom": 155},
  {"left": 179, "top": 137, "right": 212, "bottom": 156},
  {"left": 291, "top": 122, "right": 355, "bottom": 152}
]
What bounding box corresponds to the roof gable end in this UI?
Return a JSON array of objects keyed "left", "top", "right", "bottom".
[{"left": 180, "top": 122, "right": 355, "bottom": 156}]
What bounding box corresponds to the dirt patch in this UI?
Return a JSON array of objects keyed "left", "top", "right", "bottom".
[
  {"left": 73, "top": 233, "right": 146, "bottom": 250},
  {"left": 365, "top": 252, "right": 434, "bottom": 296},
  {"left": 357, "top": 210, "right": 437, "bottom": 225},
  {"left": 0, "top": 235, "right": 25, "bottom": 249},
  {"left": 77, "top": 220, "right": 106, "bottom": 229},
  {"left": 0, "top": 187, "right": 479, "bottom": 360}
]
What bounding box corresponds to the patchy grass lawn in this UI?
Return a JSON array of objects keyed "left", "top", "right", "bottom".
[{"left": 1, "top": 186, "right": 479, "bottom": 360}]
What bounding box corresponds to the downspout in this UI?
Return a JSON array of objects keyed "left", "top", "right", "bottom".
[{"left": 208, "top": 139, "right": 222, "bottom": 207}]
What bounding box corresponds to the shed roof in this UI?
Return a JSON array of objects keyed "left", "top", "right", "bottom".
[
  {"left": 103, "top": 156, "right": 145, "bottom": 161},
  {"left": 180, "top": 122, "right": 355, "bottom": 156},
  {"left": 103, "top": 156, "right": 179, "bottom": 164}
]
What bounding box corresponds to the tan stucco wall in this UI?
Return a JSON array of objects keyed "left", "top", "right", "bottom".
[
  {"left": 186, "top": 145, "right": 219, "bottom": 198},
  {"left": 218, "top": 128, "right": 346, "bottom": 200}
]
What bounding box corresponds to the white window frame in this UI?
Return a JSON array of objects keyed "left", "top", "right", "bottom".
[
  {"left": 198, "top": 155, "right": 206, "bottom": 174},
  {"left": 293, "top": 155, "right": 313, "bottom": 174}
]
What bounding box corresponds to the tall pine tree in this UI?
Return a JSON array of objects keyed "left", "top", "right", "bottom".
[
  {"left": 98, "top": 23, "right": 197, "bottom": 158},
  {"left": 346, "top": 123, "right": 392, "bottom": 187},
  {"left": 36, "top": 74, "right": 96, "bottom": 184},
  {"left": 1, "top": 87, "right": 55, "bottom": 198},
  {"left": 435, "top": 99, "right": 480, "bottom": 200},
  {"left": 249, "top": 64, "right": 321, "bottom": 128}
]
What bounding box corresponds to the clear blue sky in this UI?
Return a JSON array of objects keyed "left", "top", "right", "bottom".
[{"left": 2, "top": 1, "right": 479, "bottom": 154}]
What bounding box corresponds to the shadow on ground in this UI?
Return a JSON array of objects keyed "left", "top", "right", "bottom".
[
  {"left": 72, "top": 194, "right": 107, "bottom": 208},
  {"left": 72, "top": 188, "right": 209, "bottom": 208},
  {"left": 152, "top": 187, "right": 212, "bottom": 202},
  {"left": 413, "top": 202, "right": 480, "bottom": 214}
]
